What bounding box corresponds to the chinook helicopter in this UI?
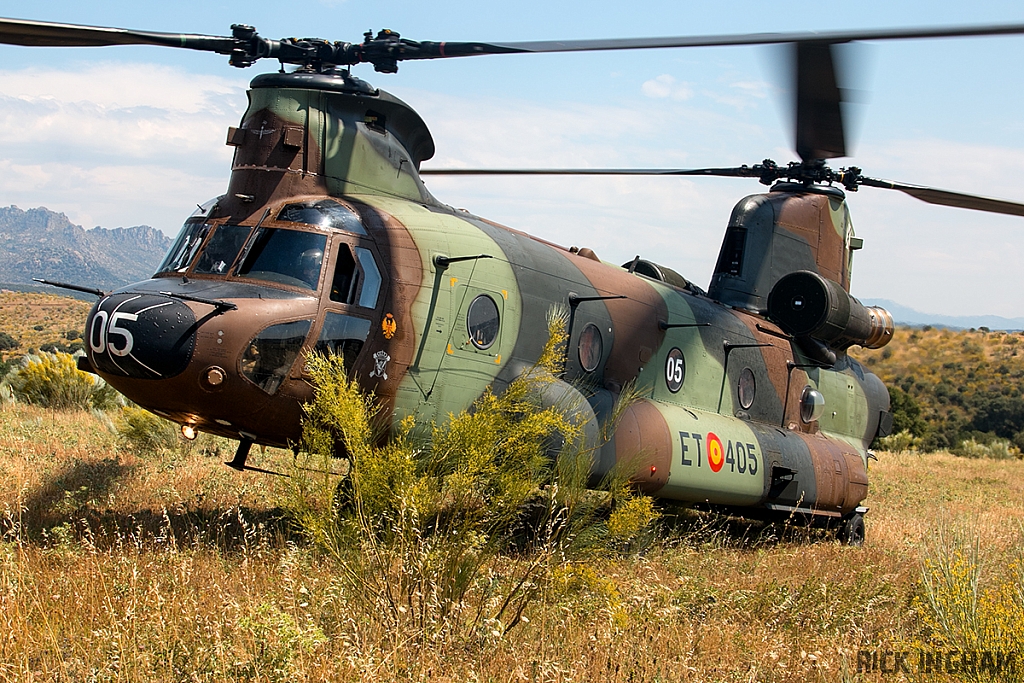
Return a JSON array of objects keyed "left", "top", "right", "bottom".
[{"left": 8, "top": 17, "right": 1024, "bottom": 544}]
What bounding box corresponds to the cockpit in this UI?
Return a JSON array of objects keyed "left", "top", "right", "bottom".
[
  {"left": 83, "top": 195, "right": 392, "bottom": 449},
  {"left": 155, "top": 197, "right": 382, "bottom": 306}
]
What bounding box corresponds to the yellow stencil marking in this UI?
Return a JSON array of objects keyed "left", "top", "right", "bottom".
[
  {"left": 446, "top": 343, "right": 453, "bottom": 355},
  {"left": 501, "top": 289, "right": 508, "bottom": 300},
  {"left": 450, "top": 277, "right": 458, "bottom": 287},
  {"left": 494, "top": 354, "right": 501, "bottom": 364}
]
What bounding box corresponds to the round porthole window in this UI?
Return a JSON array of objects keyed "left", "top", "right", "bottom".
[
  {"left": 578, "top": 323, "right": 603, "bottom": 372},
  {"left": 738, "top": 367, "right": 756, "bottom": 410},
  {"left": 800, "top": 385, "right": 826, "bottom": 423},
  {"left": 467, "top": 295, "right": 500, "bottom": 350}
]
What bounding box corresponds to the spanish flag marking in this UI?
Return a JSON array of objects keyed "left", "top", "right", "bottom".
[{"left": 707, "top": 432, "right": 724, "bottom": 473}]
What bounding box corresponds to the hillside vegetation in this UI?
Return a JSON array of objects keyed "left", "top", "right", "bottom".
[
  {"left": 852, "top": 326, "right": 1024, "bottom": 453},
  {"left": 0, "top": 292, "right": 92, "bottom": 375}
]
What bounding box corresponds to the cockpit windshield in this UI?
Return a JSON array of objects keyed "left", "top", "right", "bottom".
[
  {"left": 194, "top": 224, "right": 251, "bottom": 275},
  {"left": 235, "top": 227, "right": 328, "bottom": 290},
  {"left": 156, "top": 221, "right": 209, "bottom": 274},
  {"left": 277, "top": 199, "right": 367, "bottom": 235}
]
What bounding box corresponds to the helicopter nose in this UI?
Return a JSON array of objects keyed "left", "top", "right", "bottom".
[{"left": 87, "top": 293, "right": 197, "bottom": 379}]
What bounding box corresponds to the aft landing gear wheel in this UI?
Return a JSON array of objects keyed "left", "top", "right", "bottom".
[{"left": 838, "top": 512, "right": 865, "bottom": 546}]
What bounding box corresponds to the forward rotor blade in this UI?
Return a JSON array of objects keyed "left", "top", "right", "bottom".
[
  {"left": 0, "top": 17, "right": 235, "bottom": 52},
  {"left": 794, "top": 42, "right": 846, "bottom": 162},
  {"left": 417, "top": 23, "right": 1024, "bottom": 59},
  {"left": 861, "top": 178, "right": 1024, "bottom": 217},
  {"left": 6, "top": 16, "right": 1024, "bottom": 74}
]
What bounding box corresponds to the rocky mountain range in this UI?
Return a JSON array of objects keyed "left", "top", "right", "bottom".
[
  {"left": 862, "top": 299, "right": 1024, "bottom": 332},
  {"left": 0, "top": 205, "right": 173, "bottom": 292}
]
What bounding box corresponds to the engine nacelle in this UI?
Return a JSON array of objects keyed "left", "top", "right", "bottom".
[{"left": 767, "top": 270, "right": 894, "bottom": 349}]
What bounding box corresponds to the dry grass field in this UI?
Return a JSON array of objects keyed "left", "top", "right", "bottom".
[
  {"left": 1, "top": 402, "right": 1023, "bottom": 682},
  {"left": 1, "top": 294, "right": 1022, "bottom": 681}
]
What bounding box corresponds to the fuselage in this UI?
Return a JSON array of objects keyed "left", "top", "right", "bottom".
[{"left": 83, "top": 69, "right": 891, "bottom": 521}]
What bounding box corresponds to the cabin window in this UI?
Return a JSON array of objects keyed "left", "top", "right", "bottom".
[
  {"left": 467, "top": 295, "right": 500, "bottom": 350},
  {"left": 738, "top": 367, "right": 756, "bottom": 409},
  {"left": 578, "top": 323, "right": 603, "bottom": 372},
  {"left": 314, "top": 313, "right": 371, "bottom": 370},
  {"left": 240, "top": 319, "right": 312, "bottom": 395},
  {"left": 277, "top": 199, "right": 367, "bottom": 235},
  {"left": 193, "top": 224, "right": 251, "bottom": 274},
  {"left": 800, "top": 386, "right": 826, "bottom": 423},
  {"left": 235, "top": 228, "right": 328, "bottom": 290},
  {"left": 157, "top": 221, "right": 209, "bottom": 274}
]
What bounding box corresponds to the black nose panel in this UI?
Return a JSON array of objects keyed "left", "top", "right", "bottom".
[{"left": 87, "top": 294, "right": 197, "bottom": 379}]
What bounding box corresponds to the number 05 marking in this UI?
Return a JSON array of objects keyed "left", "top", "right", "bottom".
[
  {"left": 665, "top": 347, "right": 685, "bottom": 393},
  {"left": 90, "top": 310, "right": 139, "bottom": 357}
]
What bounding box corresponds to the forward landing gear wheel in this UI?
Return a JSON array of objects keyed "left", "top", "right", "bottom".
[{"left": 838, "top": 512, "right": 865, "bottom": 546}]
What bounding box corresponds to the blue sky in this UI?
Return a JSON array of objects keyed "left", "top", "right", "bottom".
[{"left": 0, "top": 0, "right": 1022, "bottom": 317}]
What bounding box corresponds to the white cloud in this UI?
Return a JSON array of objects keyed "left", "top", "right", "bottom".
[
  {"left": 843, "top": 138, "right": 1024, "bottom": 318},
  {"left": 730, "top": 80, "right": 771, "bottom": 99},
  {"left": 0, "top": 63, "right": 245, "bottom": 113},
  {"left": 640, "top": 74, "right": 693, "bottom": 101},
  {"left": 0, "top": 63, "right": 246, "bottom": 233}
]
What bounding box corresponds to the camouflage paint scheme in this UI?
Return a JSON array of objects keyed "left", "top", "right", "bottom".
[{"left": 84, "top": 72, "right": 892, "bottom": 523}]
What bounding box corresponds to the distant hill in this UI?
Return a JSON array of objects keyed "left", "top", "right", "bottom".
[
  {"left": 862, "top": 298, "right": 1024, "bottom": 331},
  {"left": 0, "top": 205, "right": 173, "bottom": 291},
  {"left": 0, "top": 291, "right": 93, "bottom": 358},
  {"left": 851, "top": 326, "right": 1024, "bottom": 451}
]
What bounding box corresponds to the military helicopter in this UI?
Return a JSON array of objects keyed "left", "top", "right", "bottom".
[{"left": 8, "top": 17, "right": 1024, "bottom": 544}]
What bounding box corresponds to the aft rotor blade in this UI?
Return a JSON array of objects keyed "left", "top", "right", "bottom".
[
  {"left": 794, "top": 41, "right": 846, "bottom": 162},
  {"left": 861, "top": 177, "right": 1024, "bottom": 217},
  {"left": 420, "top": 167, "right": 761, "bottom": 177},
  {"left": 0, "top": 17, "right": 236, "bottom": 52}
]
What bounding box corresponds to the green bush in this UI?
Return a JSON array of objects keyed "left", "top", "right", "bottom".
[
  {"left": 116, "top": 404, "right": 180, "bottom": 455},
  {"left": 287, "top": 309, "right": 658, "bottom": 639},
  {"left": 877, "top": 430, "right": 920, "bottom": 454},
  {"left": 6, "top": 351, "right": 119, "bottom": 411},
  {"left": 40, "top": 341, "right": 84, "bottom": 355},
  {"left": 0, "top": 331, "right": 17, "bottom": 351},
  {"left": 953, "top": 436, "right": 1022, "bottom": 460}
]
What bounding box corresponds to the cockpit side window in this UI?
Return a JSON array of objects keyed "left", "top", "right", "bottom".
[
  {"left": 314, "top": 313, "right": 371, "bottom": 371},
  {"left": 330, "top": 246, "right": 358, "bottom": 304},
  {"left": 235, "top": 228, "right": 328, "bottom": 291},
  {"left": 327, "top": 244, "right": 383, "bottom": 309},
  {"left": 193, "top": 224, "right": 252, "bottom": 275},
  {"left": 355, "top": 247, "right": 382, "bottom": 309},
  {"left": 156, "top": 221, "right": 209, "bottom": 274},
  {"left": 277, "top": 199, "right": 367, "bottom": 235}
]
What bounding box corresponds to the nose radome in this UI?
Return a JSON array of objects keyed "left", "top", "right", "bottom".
[{"left": 87, "top": 293, "right": 197, "bottom": 379}]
